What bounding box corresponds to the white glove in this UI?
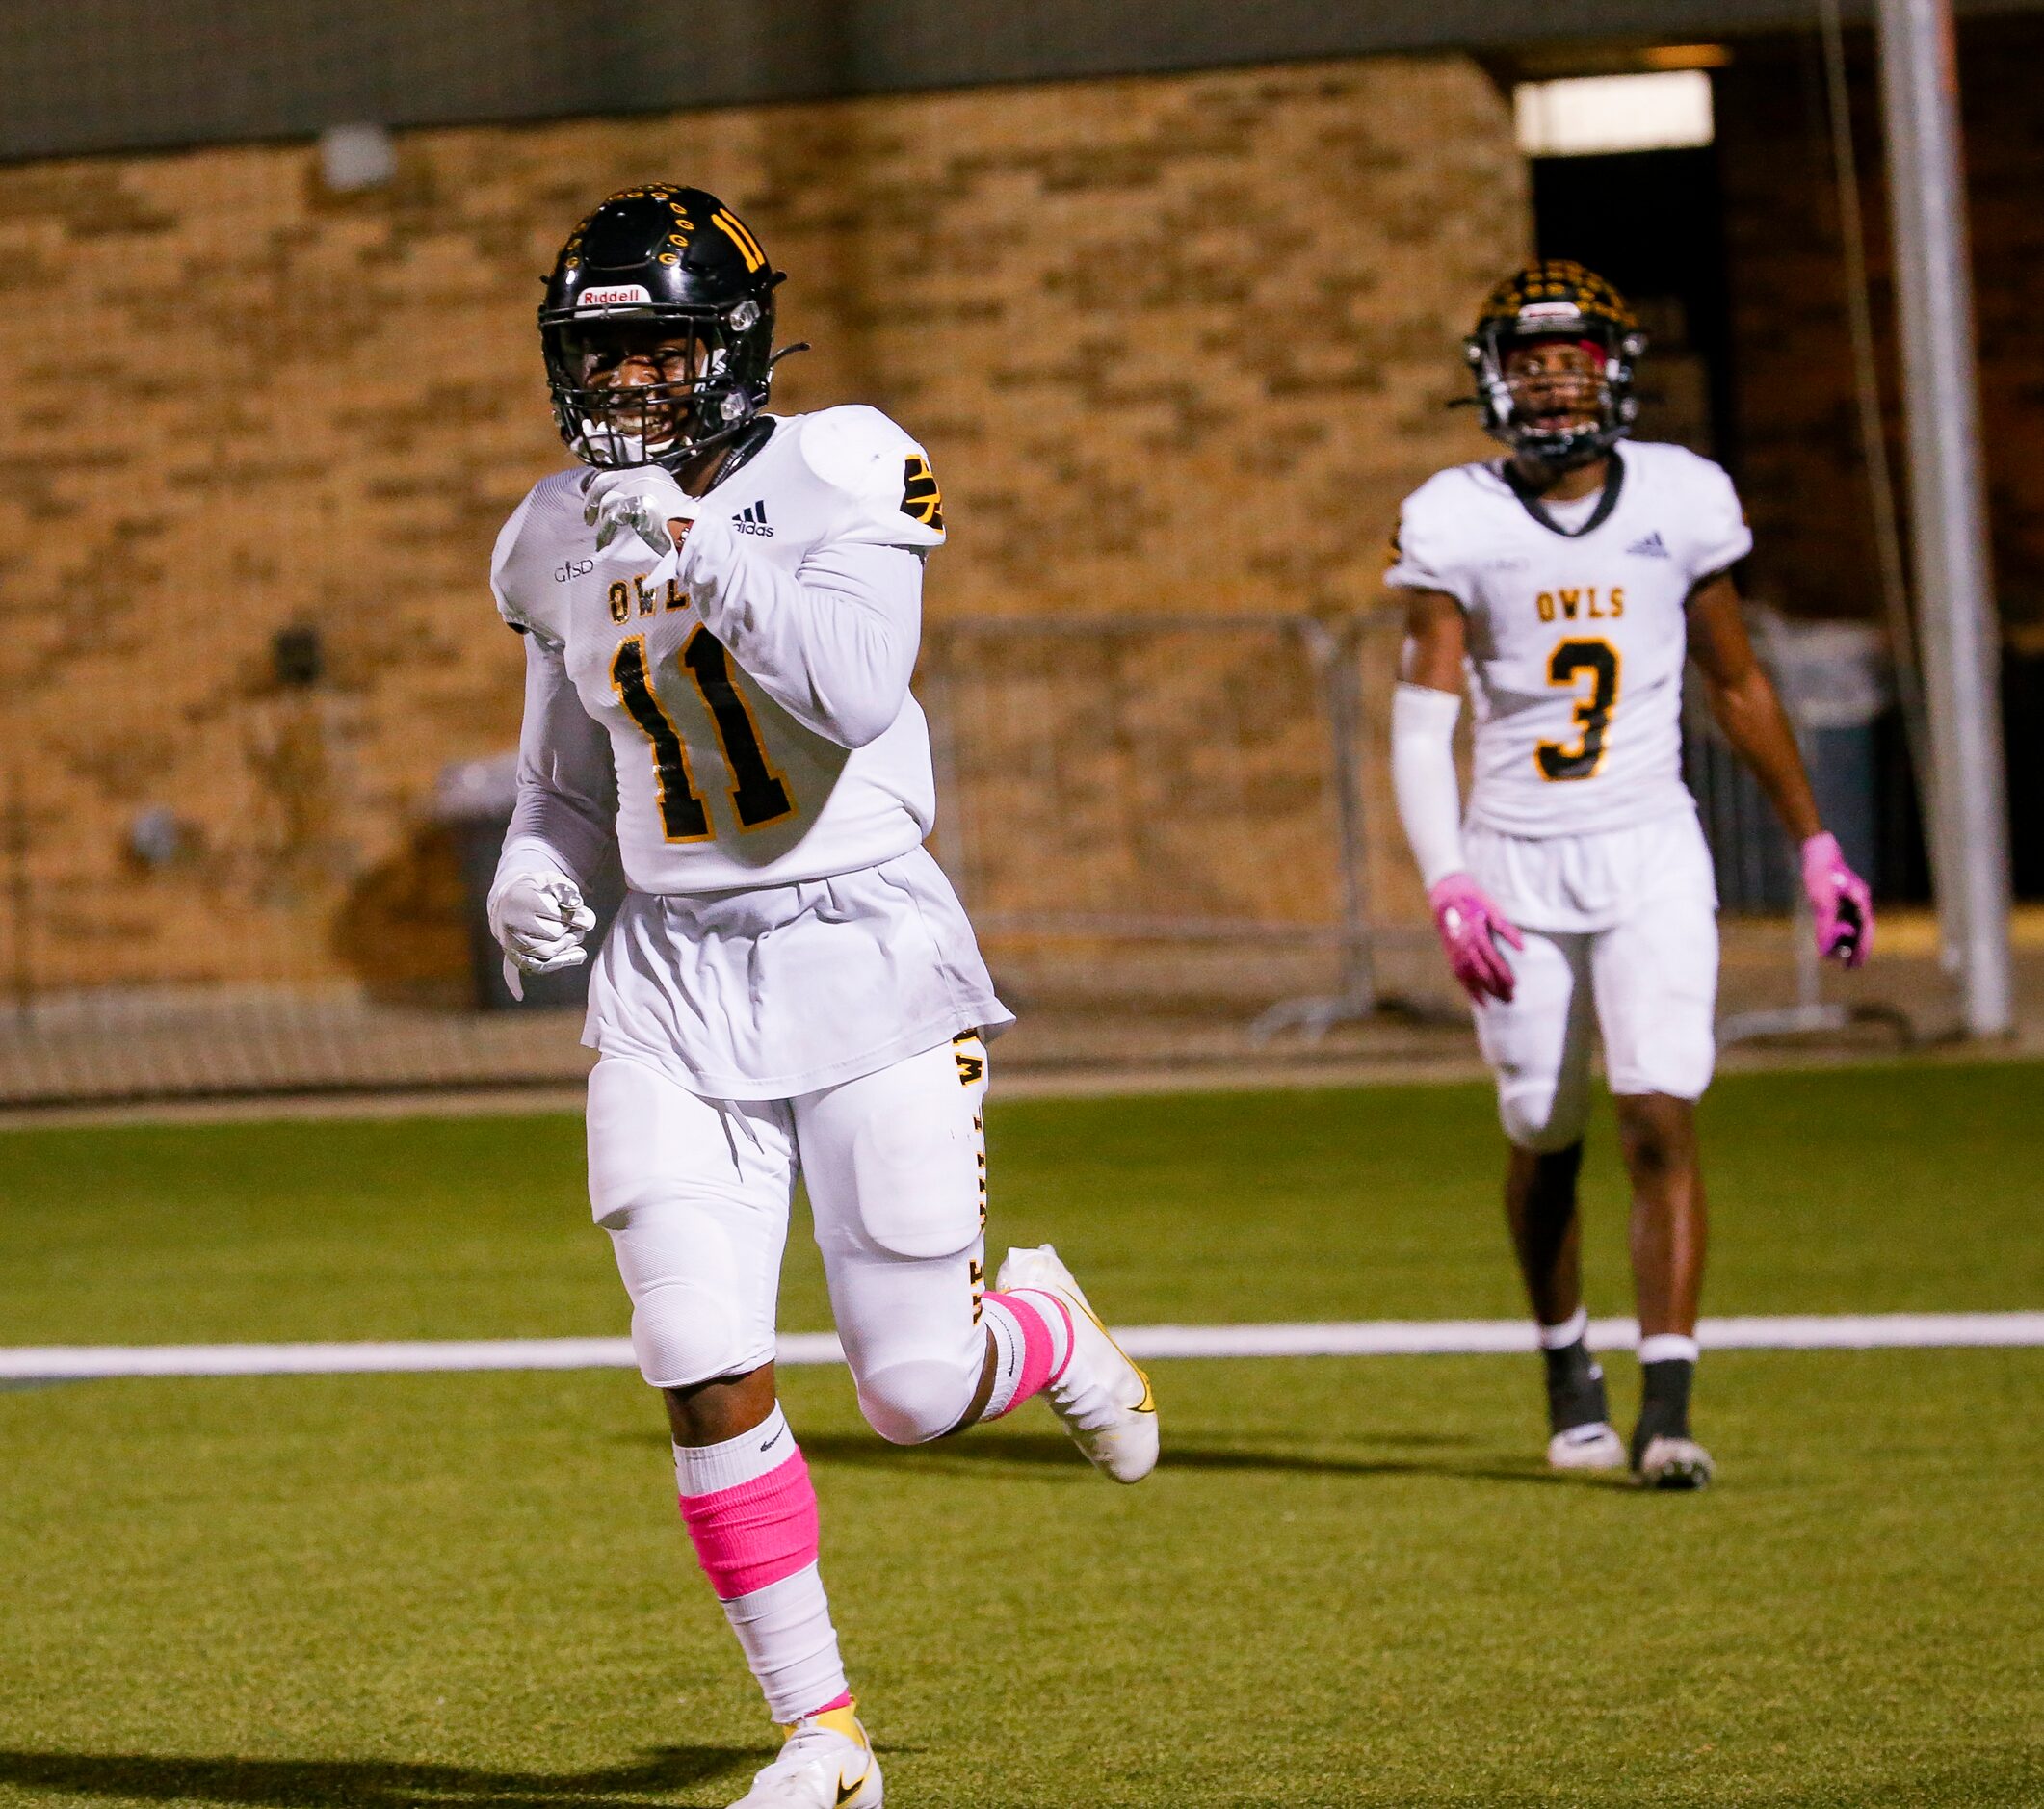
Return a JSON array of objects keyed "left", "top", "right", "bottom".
[
  {"left": 582, "top": 464, "right": 698, "bottom": 559},
  {"left": 488, "top": 872, "right": 597, "bottom": 993}
]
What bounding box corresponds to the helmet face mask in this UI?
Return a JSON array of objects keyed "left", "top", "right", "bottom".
[
  {"left": 1499, "top": 335, "right": 1615, "bottom": 456},
  {"left": 541, "top": 310, "right": 752, "bottom": 467},
  {"left": 539, "top": 186, "right": 781, "bottom": 470},
  {"left": 1465, "top": 261, "right": 1646, "bottom": 471}
]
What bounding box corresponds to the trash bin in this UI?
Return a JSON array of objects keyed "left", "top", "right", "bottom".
[
  {"left": 1685, "top": 611, "right": 1889, "bottom": 911},
  {"left": 436, "top": 753, "right": 618, "bottom": 1010}
]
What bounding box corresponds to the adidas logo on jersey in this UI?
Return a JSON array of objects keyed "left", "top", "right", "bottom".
[
  {"left": 732, "top": 500, "right": 773, "bottom": 537},
  {"left": 1626, "top": 531, "right": 1670, "bottom": 558}
]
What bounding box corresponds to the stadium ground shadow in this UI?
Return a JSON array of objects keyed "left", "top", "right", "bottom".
[
  {"left": 776, "top": 1429, "right": 1604, "bottom": 1489},
  {"left": 0, "top": 1745, "right": 762, "bottom": 1808},
  {"left": 0, "top": 1747, "right": 2025, "bottom": 1808}
]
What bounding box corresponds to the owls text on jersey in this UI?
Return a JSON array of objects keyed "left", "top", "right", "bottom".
[
  {"left": 491, "top": 405, "right": 947, "bottom": 895},
  {"left": 1385, "top": 440, "right": 1751, "bottom": 838}
]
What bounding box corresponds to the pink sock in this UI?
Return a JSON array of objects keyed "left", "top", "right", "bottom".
[
  {"left": 675, "top": 1406, "right": 850, "bottom": 1723},
  {"left": 978, "top": 1289, "right": 1074, "bottom": 1420},
  {"left": 679, "top": 1451, "right": 820, "bottom": 1600}
]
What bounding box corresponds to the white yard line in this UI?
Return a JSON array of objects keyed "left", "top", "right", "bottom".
[{"left": 3, "top": 1314, "right": 2041, "bottom": 1383}]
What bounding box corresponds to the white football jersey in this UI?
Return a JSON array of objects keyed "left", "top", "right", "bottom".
[
  {"left": 1386, "top": 441, "right": 1751, "bottom": 837},
  {"left": 491, "top": 406, "right": 946, "bottom": 893}
]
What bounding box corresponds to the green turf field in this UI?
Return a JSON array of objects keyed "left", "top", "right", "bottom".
[{"left": 2, "top": 1062, "right": 2040, "bottom": 1807}]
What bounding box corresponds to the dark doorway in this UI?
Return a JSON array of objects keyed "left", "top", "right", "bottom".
[{"left": 1531, "top": 144, "right": 1735, "bottom": 467}]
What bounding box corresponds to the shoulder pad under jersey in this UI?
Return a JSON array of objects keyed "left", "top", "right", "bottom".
[
  {"left": 797, "top": 405, "right": 947, "bottom": 550},
  {"left": 1384, "top": 463, "right": 1490, "bottom": 604},
  {"left": 489, "top": 471, "right": 583, "bottom": 645},
  {"left": 1632, "top": 443, "right": 1751, "bottom": 579}
]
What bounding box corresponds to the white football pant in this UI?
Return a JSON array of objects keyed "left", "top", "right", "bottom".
[
  {"left": 588, "top": 1034, "right": 990, "bottom": 1444},
  {"left": 1469, "top": 816, "right": 1718, "bottom": 1149}
]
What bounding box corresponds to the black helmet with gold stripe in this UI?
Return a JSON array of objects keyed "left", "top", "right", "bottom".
[
  {"left": 539, "top": 185, "right": 785, "bottom": 469},
  {"left": 1464, "top": 260, "right": 1647, "bottom": 468}
]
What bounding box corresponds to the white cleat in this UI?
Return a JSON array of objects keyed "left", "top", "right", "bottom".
[
  {"left": 995, "top": 1244, "right": 1158, "bottom": 1484},
  {"left": 1635, "top": 1434, "right": 1716, "bottom": 1491},
  {"left": 727, "top": 1703, "right": 881, "bottom": 1808},
  {"left": 1547, "top": 1421, "right": 1627, "bottom": 1471}
]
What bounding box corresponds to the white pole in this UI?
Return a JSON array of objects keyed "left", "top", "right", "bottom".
[{"left": 1874, "top": 0, "right": 2014, "bottom": 1036}]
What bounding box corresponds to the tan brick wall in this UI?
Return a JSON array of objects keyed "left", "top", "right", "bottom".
[{"left": 0, "top": 55, "right": 1524, "bottom": 999}]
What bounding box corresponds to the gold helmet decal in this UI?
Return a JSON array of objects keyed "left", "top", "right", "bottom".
[{"left": 1474, "top": 259, "right": 1640, "bottom": 342}]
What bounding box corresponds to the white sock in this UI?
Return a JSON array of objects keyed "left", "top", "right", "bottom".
[
  {"left": 673, "top": 1403, "right": 797, "bottom": 1496},
  {"left": 978, "top": 1290, "right": 1073, "bottom": 1420},
  {"left": 674, "top": 1405, "right": 850, "bottom": 1725},
  {"left": 1638, "top": 1332, "right": 1700, "bottom": 1366},
  {"left": 1538, "top": 1306, "right": 1590, "bottom": 1350},
  {"left": 979, "top": 1299, "right": 1028, "bottom": 1418},
  {"left": 721, "top": 1563, "right": 852, "bottom": 1725}
]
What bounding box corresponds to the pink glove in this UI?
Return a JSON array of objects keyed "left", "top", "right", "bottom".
[
  {"left": 1800, "top": 831, "right": 1874, "bottom": 968},
  {"left": 1428, "top": 873, "right": 1525, "bottom": 1005}
]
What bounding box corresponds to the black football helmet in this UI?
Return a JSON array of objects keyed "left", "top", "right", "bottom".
[
  {"left": 539, "top": 185, "right": 785, "bottom": 468},
  {"left": 1465, "top": 260, "right": 1646, "bottom": 469}
]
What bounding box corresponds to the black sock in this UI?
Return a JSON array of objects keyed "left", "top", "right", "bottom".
[
  {"left": 1543, "top": 1339, "right": 1610, "bottom": 1434},
  {"left": 1632, "top": 1357, "right": 1695, "bottom": 1462}
]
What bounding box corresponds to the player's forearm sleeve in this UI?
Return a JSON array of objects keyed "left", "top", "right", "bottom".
[
  {"left": 678, "top": 517, "right": 921, "bottom": 748},
  {"left": 498, "top": 634, "right": 616, "bottom": 897},
  {"left": 1391, "top": 682, "right": 1468, "bottom": 890}
]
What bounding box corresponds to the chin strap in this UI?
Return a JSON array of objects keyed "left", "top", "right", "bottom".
[{"left": 664, "top": 414, "right": 777, "bottom": 486}]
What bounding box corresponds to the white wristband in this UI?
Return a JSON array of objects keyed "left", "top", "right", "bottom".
[{"left": 1390, "top": 682, "right": 1467, "bottom": 891}]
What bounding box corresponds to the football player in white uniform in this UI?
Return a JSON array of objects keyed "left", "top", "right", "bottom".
[
  {"left": 487, "top": 186, "right": 1157, "bottom": 1807},
  {"left": 1386, "top": 263, "right": 1874, "bottom": 1489}
]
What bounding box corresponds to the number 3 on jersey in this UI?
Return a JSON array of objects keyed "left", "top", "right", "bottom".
[
  {"left": 611, "top": 629, "right": 796, "bottom": 840},
  {"left": 1535, "top": 638, "right": 1621, "bottom": 781}
]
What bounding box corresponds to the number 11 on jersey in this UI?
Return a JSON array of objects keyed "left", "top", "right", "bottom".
[{"left": 611, "top": 629, "right": 797, "bottom": 841}]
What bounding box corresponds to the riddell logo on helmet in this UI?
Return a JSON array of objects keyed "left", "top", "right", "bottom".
[
  {"left": 1517, "top": 302, "right": 1581, "bottom": 324},
  {"left": 578, "top": 284, "right": 654, "bottom": 308}
]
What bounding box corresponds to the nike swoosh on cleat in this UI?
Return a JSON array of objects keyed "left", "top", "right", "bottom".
[
  {"left": 1068, "top": 1293, "right": 1156, "bottom": 1413},
  {"left": 835, "top": 1766, "right": 872, "bottom": 1805}
]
